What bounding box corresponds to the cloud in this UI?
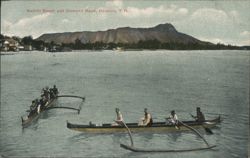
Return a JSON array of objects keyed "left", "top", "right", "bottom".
[
  {"left": 2, "top": 20, "right": 12, "bottom": 31},
  {"left": 121, "top": 5, "right": 188, "bottom": 19},
  {"left": 175, "top": 8, "right": 248, "bottom": 45},
  {"left": 198, "top": 36, "right": 250, "bottom": 46},
  {"left": 2, "top": 13, "right": 51, "bottom": 37},
  {"left": 178, "top": 8, "right": 188, "bottom": 15},
  {"left": 240, "top": 39, "right": 250, "bottom": 45},
  {"left": 189, "top": 8, "right": 242, "bottom": 28},
  {"left": 3, "top": 13, "right": 51, "bottom": 30},
  {"left": 229, "top": 10, "right": 239, "bottom": 18},
  {"left": 105, "top": 0, "right": 123, "bottom": 8},
  {"left": 191, "top": 8, "right": 228, "bottom": 23},
  {"left": 16, "top": 13, "right": 51, "bottom": 27},
  {"left": 240, "top": 31, "right": 250, "bottom": 37}
]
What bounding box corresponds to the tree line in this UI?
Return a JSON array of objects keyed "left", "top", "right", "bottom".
[
  {"left": 63, "top": 38, "right": 247, "bottom": 50},
  {"left": 1, "top": 34, "right": 248, "bottom": 51}
]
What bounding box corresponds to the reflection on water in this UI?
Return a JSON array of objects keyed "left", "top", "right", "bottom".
[{"left": 167, "top": 133, "right": 182, "bottom": 142}]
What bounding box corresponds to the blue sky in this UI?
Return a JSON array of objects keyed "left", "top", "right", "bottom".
[{"left": 1, "top": 0, "right": 250, "bottom": 46}]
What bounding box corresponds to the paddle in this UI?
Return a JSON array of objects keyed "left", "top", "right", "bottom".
[
  {"left": 189, "top": 113, "right": 213, "bottom": 134},
  {"left": 203, "top": 125, "right": 213, "bottom": 134}
]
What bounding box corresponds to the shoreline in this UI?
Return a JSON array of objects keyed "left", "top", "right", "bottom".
[{"left": 1, "top": 49, "right": 250, "bottom": 56}]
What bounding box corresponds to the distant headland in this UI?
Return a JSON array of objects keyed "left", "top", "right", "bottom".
[{"left": 1, "top": 23, "right": 249, "bottom": 52}]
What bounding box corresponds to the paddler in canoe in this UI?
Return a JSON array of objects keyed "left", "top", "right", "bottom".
[
  {"left": 27, "top": 86, "right": 59, "bottom": 117},
  {"left": 28, "top": 99, "right": 38, "bottom": 118},
  {"left": 191, "top": 107, "right": 205, "bottom": 122},
  {"left": 41, "top": 87, "right": 50, "bottom": 101},
  {"left": 166, "top": 110, "right": 180, "bottom": 129},
  {"left": 40, "top": 85, "right": 59, "bottom": 108},
  {"left": 138, "top": 108, "right": 153, "bottom": 126},
  {"left": 112, "top": 108, "right": 124, "bottom": 126},
  {"left": 27, "top": 98, "right": 45, "bottom": 118},
  {"left": 52, "top": 85, "right": 59, "bottom": 96},
  {"left": 166, "top": 110, "right": 179, "bottom": 124}
]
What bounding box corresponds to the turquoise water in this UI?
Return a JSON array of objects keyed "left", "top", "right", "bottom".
[{"left": 0, "top": 50, "right": 249, "bottom": 157}]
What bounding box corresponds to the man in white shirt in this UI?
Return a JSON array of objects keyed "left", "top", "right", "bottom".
[
  {"left": 112, "top": 108, "right": 123, "bottom": 126},
  {"left": 139, "top": 108, "right": 153, "bottom": 126},
  {"left": 166, "top": 110, "right": 179, "bottom": 129}
]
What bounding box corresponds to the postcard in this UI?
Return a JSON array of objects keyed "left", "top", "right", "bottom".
[{"left": 1, "top": 0, "right": 249, "bottom": 158}]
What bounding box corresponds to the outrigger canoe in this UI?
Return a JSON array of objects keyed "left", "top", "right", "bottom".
[
  {"left": 21, "top": 94, "right": 85, "bottom": 128},
  {"left": 67, "top": 116, "right": 221, "bottom": 133},
  {"left": 21, "top": 97, "right": 58, "bottom": 128}
]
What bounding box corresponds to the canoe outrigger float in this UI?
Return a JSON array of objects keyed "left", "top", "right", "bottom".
[
  {"left": 119, "top": 120, "right": 218, "bottom": 153},
  {"left": 66, "top": 115, "right": 221, "bottom": 134},
  {"left": 21, "top": 95, "right": 85, "bottom": 128}
]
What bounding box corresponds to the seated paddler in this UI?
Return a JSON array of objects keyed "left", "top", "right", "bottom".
[
  {"left": 49, "top": 88, "right": 55, "bottom": 99},
  {"left": 41, "top": 86, "right": 50, "bottom": 100},
  {"left": 191, "top": 107, "right": 205, "bottom": 122},
  {"left": 112, "top": 108, "right": 123, "bottom": 126},
  {"left": 28, "top": 100, "right": 37, "bottom": 118},
  {"left": 52, "top": 85, "right": 59, "bottom": 96},
  {"left": 166, "top": 110, "right": 179, "bottom": 127},
  {"left": 138, "top": 108, "right": 153, "bottom": 126}
]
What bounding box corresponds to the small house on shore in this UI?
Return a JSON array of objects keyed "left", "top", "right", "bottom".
[{"left": 1, "top": 38, "right": 19, "bottom": 51}]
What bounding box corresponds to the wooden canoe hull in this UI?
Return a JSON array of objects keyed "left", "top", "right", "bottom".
[
  {"left": 67, "top": 116, "right": 221, "bottom": 133},
  {"left": 22, "top": 98, "right": 58, "bottom": 128}
]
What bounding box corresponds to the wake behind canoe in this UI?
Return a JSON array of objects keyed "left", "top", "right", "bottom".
[{"left": 67, "top": 116, "right": 221, "bottom": 133}]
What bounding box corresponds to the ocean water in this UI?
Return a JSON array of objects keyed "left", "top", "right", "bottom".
[{"left": 0, "top": 50, "right": 249, "bottom": 158}]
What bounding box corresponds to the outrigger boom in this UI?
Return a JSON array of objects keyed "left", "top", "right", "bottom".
[
  {"left": 46, "top": 106, "right": 81, "bottom": 114},
  {"left": 56, "top": 95, "right": 85, "bottom": 101}
]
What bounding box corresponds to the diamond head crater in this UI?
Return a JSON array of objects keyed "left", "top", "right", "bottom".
[{"left": 1, "top": 23, "right": 249, "bottom": 52}]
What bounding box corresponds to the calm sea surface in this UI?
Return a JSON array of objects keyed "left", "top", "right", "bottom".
[{"left": 0, "top": 50, "right": 249, "bottom": 158}]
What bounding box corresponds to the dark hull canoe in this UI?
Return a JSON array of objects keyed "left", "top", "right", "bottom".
[
  {"left": 21, "top": 97, "right": 58, "bottom": 128},
  {"left": 67, "top": 116, "right": 221, "bottom": 133}
]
